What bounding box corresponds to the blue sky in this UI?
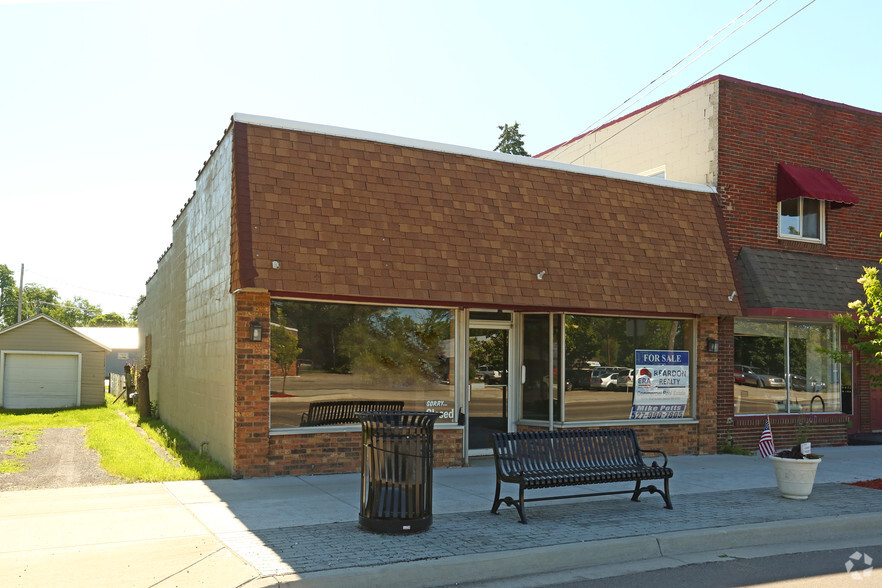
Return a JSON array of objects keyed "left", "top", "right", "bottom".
[{"left": 1, "top": 0, "right": 879, "bottom": 316}]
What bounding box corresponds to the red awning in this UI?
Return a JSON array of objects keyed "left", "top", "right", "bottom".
[{"left": 776, "top": 163, "right": 859, "bottom": 208}]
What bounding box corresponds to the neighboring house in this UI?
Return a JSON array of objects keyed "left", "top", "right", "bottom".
[
  {"left": 75, "top": 327, "right": 140, "bottom": 376},
  {"left": 538, "top": 75, "right": 882, "bottom": 446},
  {"left": 0, "top": 314, "right": 110, "bottom": 409},
  {"left": 139, "top": 114, "right": 737, "bottom": 477}
]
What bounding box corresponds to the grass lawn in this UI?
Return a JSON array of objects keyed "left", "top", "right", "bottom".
[{"left": 0, "top": 395, "right": 229, "bottom": 482}]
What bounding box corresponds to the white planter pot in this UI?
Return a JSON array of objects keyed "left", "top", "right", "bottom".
[{"left": 770, "top": 456, "right": 822, "bottom": 500}]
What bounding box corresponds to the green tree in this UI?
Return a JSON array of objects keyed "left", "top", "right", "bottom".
[
  {"left": 494, "top": 122, "right": 529, "bottom": 156},
  {"left": 89, "top": 312, "right": 128, "bottom": 327},
  {"left": 271, "top": 323, "right": 302, "bottom": 393},
  {"left": 128, "top": 296, "right": 145, "bottom": 326},
  {"left": 272, "top": 301, "right": 375, "bottom": 373},
  {"left": 339, "top": 309, "right": 450, "bottom": 387},
  {"left": 0, "top": 264, "right": 18, "bottom": 327},
  {"left": 833, "top": 256, "right": 882, "bottom": 384},
  {"left": 17, "top": 284, "right": 61, "bottom": 321},
  {"left": 47, "top": 296, "right": 102, "bottom": 327},
  {"left": 470, "top": 331, "right": 506, "bottom": 375},
  {"left": 565, "top": 315, "right": 601, "bottom": 368}
]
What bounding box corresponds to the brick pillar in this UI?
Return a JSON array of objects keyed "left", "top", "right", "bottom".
[
  {"left": 695, "top": 316, "right": 721, "bottom": 454},
  {"left": 234, "top": 290, "right": 271, "bottom": 477},
  {"left": 716, "top": 316, "right": 735, "bottom": 448}
]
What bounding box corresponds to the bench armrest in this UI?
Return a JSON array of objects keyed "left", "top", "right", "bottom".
[{"left": 638, "top": 448, "right": 668, "bottom": 468}]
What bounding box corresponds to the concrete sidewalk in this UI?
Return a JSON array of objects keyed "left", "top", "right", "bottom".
[{"left": 1, "top": 446, "right": 880, "bottom": 587}]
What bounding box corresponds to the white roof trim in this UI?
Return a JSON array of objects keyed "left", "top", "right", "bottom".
[
  {"left": 74, "top": 327, "right": 139, "bottom": 350},
  {"left": 0, "top": 314, "right": 113, "bottom": 352},
  {"left": 232, "top": 113, "right": 717, "bottom": 195}
]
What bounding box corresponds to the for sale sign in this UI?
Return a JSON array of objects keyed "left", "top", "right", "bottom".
[{"left": 629, "top": 350, "right": 689, "bottom": 419}]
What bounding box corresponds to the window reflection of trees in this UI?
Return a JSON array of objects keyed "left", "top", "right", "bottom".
[
  {"left": 469, "top": 330, "right": 507, "bottom": 382},
  {"left": 340, "top": 308, "right": 451, "bottom": 387},
  {"left": 564, "top": 316, "right": 684, "bottom": 371},
  {"left": 562, "top": 316, "right": 690, "bottom": 423},
  {"left": 270, "top": 300, "right": 454, "bottom": 428}
]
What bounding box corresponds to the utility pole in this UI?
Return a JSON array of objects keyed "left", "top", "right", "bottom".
[{"left": 17, "top": 264, "right": 23, "bottom": 323}]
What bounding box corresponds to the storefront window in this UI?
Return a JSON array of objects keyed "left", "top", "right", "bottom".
[
  {"left": 734, "top": 319, "right": 839, "bottom": 414},
  {"left": 269, "top": 300, "right": 455, "bottom": 429},
  {"left": 560, "top": 315, "right": 692, "bottom": 422},
  {"left": 789, "top": 323, "right": 839, "bottom": 413}
]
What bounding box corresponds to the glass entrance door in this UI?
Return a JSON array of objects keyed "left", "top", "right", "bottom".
[{"left": 468, "top": 326, "right": 510, "bottom": 452}]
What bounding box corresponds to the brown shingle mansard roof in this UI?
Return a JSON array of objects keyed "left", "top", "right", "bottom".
[{"left": 228, "top": 114, "right": 738, "bottom": 316}]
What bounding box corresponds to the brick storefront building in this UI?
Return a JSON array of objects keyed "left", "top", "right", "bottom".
[
  {"left": 140, "top": 115, "right": 737, "bottom": 476},
  {"left": 538, "top": 75, "right": 882, "bottom": 449}
]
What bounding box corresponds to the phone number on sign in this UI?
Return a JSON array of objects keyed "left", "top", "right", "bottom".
[{"left": 630, "top": 405, "right": 686, "bottom": 419}]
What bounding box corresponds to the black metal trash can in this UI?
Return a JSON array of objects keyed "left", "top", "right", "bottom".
[{"left": 356, "top": 411, "right": 441, "bottom": 534}]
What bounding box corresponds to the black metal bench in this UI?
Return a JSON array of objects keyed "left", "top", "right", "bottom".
[
  {"left": 300, "top": 400, "right": 405, "bottom": 426},
  {"left": 490, "top": 428, "right": 674, "bottom": 523}
]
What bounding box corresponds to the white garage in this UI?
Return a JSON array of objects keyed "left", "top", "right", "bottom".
[
  {"left": 2, "top": 352, "right": 80, "bottom": 409},
  {"left": 0, "top": 315, "right": 109, "bottom": 409}
]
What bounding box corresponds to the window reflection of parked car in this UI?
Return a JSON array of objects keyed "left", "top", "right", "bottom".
[
  {"left": 789, "top": 374, "right": 826, "bottom": 392},
  {"left": 615, "top": 369, "right": 633, "bottom": 391},
  {"left": 789, "top": 374, "right": 807, "bottom": 391},
  {"left": 757, "top": 372, "right": 785, "bottom": 388},
  {"left": 298, "top": 359, "right": 314, "bottom": 370},
  {"left": 590, "top": 367, "right": 625, "bottom": 390},
  {"left": 476, "top": 365, "right": 504, "bottom": 384},
  {"left": 734, "top": 366, "right": 746, "bottom": 385},
  {"left": 567, "top": 369, "right": 592, "bottom": 391},
  {"left": 734, "top": 364, "right": 762, "bottom": 387}
]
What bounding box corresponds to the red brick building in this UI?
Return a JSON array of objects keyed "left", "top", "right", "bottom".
[
  {"left": 539, "top": 75, "right": 882, "bottom": 449},
  {"left": 139, "top": 115, "right": 737, "bottom": 476}
]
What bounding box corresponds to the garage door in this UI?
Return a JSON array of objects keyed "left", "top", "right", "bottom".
[{"left": 2, "top": 353, "right": 79, "bottom": 409}]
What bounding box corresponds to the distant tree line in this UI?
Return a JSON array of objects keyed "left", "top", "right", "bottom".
[{"left": 0, "top": 264, "right": 138, "bottom": 329}]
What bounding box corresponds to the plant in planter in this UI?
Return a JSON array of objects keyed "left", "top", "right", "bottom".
[{"left": 770, "top": 416, "right": 823, "bottom": 500}]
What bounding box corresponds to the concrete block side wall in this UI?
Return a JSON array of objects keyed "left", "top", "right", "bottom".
[
  {"left": 538, "top": 81, "right": 719, "bottom": 186},
  {"left": 140, "top": 130, "right": 236, "bottom": 470}
]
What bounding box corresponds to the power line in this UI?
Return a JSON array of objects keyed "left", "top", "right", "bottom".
[
  {"left": 577, "top": 0, "right": 772, "bottom": 139},
  {"left": 691, "top": 0, "right": 817, "bottom": 82},
  {"left": 554, "top": 0, "right": 817, "bottom": 163},
  {"left": 23, "top": 269, "right": 141, "bottom": 302}
]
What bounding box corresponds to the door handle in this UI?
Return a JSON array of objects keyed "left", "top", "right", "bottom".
[{"left": 522, "top": 365, "right": 526, "bottom": 384}]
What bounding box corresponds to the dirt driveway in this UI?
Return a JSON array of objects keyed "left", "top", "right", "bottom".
[{"left": 0, "top": 428, "right": 123, "bottom": 491}]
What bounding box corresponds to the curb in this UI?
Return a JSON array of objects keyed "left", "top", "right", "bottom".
[
  {"left": 254, "top": 512, "right": 882, "bottom": 588},
  {"left": 657, "top": 512, "right": 882, "bottom": 556}
]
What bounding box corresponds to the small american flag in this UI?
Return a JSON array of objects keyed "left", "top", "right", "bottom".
[{"left": 758, "top": 417, "right": 775, "bottom": 458}]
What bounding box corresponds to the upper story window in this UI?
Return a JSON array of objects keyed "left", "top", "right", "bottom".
[
  {"left": 779, "top": 197, "right": 824, "bottom": 242},
  {"left": 776, "top": 163, "right": 858, "bottom": 244}
]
